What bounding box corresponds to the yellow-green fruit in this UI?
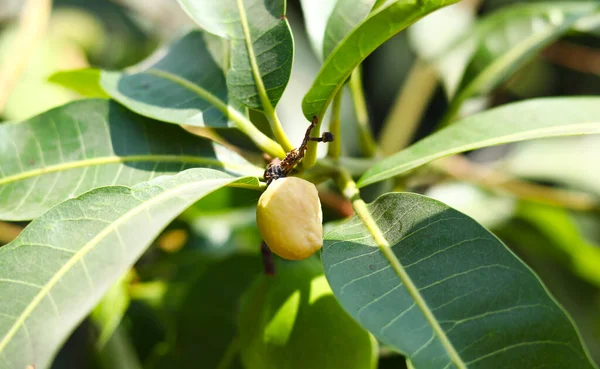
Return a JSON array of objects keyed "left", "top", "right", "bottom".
[
  {"left": 239, "top": 258, "right": 378, "bottom": 369},
  {"left": 256, "top": 177, "right": 323, "bottom": 260}
]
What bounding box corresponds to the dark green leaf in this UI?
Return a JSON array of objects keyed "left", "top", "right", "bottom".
[
  {"left": 0, "top": 169, "right": 260, "bottom": 369},
  {"left": 302, "top": 0, "right": 459, "bottom": 120},
  {"left": 172, "top": 254, "right": 261, "bottom": 368},
  {"left": 101, "top": 31, "right": 243, "bottom": 128},
  {"left": 358, "top": 97, "right": 600, "bottom": 187},
  {"left": 177, "top": 0, "right": 293, "bottom": 111},
  {"left": 323, "top": 193, "right": 596, "bottom": 368},
  {"left": 0, "top": 99, "right": 261, "bottom": 220}
]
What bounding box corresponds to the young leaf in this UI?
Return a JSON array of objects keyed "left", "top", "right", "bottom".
[
  {"left": 176, "top": 0, "right": 293, "bottom": 112},
  {"left": 323, "top": 193, "right": 596, "bottom": 369},
  {"left": 445, "top": 2, "right": 599, "bottom": 121},
  {"left": 101, "top": 31, "right": 243, "bottom": 128},
  {"left": 0, "top": 169, "right": 260, "bottom": 369},
  {"left": 358, "top": 97, "right": 600, "bottom": 187},
  {"left": 0, "top": 99, "right": 261, "bottom": 221},
  {"left": 302, "top": 0, "right": 460, "bottom": 121}
]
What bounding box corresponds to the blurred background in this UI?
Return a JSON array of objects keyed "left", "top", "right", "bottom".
[{"left": 0, "top": 0, "right": 599, "bottom": 368}]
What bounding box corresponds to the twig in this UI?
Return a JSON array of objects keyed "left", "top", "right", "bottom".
[
  {"left": 349, "top": 67, "right": 377, "bottom": 157},
  {"left": 542, "top": 41, "right": 600, "bottom": 76},
  {"left": 318, "top": 188, "right": 354, "bottom": 218},
  {"left": 434, "top": 155, "right": 599, "bottom": 211},
  {"left": 0, "top": 0, "right": 53, "bottom": 114},
  {"left": 0, "top": 222, "right": 22, "bottom": 244},
  {"left": 379, "top": 59, "right": 438, "bottom": 155}
]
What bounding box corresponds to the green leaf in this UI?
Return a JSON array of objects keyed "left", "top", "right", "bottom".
[
  {"left": 323, "top": 193, "right": 596, "bottom": 368},
  {"left": 176, "top": 0, "right": 293, "bottom": 111},
  {"left": 239, "top": 257, "right": 378, "bottom": 369},
  {"left": 101, "top": 31, "right": 243, "bottom": 128},
  {"left": 0, "top": 169, "right": 260, "bottom": 369},
  {"left": 91, "top": 271, "right": 135, "bottom": 350},
  {"left": 300, "top": 0, "right": 376, "bottom": 61},
  {"left": 0, "top": 99, "right": 261, "bottom": 221},
  {"left": 323, "top": 0, "right": 377, "bottom": 57},
  {"left": 172, "top": 254, "right": 262, "bottom": 368},
  {"left": 95, "top": 325, "right": 143, "bottom": 369},
  {"left": 302, "top": 0, "right": 459, "bottom": 120},
  {"left": 49, "top": 68, "right": 110, "bottom": 99},
  {"left": 358, "top": 97, "right": 600, "bottom": 187},
  {"left": 446, "top": 2, "right": 599, "bottom": 120},
  {"left": 517, "top": 203, "right": 600, "bottom": 289}
]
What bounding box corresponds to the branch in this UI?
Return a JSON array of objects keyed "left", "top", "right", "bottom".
[{"left": 434, "top": 155, "right": 599, "bottom": 211}]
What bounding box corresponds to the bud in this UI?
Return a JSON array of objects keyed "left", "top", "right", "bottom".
[{"left": 256, "top": 177, "right": 323, "bottom": 260}]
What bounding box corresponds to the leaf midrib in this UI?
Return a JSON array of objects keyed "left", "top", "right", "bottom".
[
  {"left": 351, "top": 198, "right": 467, "bottom": 368},
  {"left": 235, "top": 0, "right": 275, "bottom": 113},
  {"left": 0, "top": 176, "right": 246, "bottom": 353},
  {"left": 0, "top": 154, "right": 262, "bottom": 187}
]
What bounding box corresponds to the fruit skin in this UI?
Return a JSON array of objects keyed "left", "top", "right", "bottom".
[
  {"left": 238, "top": 258, "right": 378, "bottom": 369},
  {"left": 256, "top": 177, "right": 323, "bottom": 260}
]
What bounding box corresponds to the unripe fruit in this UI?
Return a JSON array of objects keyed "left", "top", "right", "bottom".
[{"left": 256, "top": 177, "right": 323, "bottom": 260}]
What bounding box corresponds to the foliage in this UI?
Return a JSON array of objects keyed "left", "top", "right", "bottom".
[{"left": 1, "top": 0, "right": 600, "bottom": 368}]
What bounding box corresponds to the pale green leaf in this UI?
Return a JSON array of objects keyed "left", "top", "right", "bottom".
[
  {"left": 302, "top": 0, "right": 460, "bottom": 120},
  {"left": 323, "top": 193, "right": 596, "bottom": 368},
  {"left": 91, "top": 271, "right": 134, "bottom": 350},
  {"left": 358, "top": 97, "right": 600, "bottom": 187},
  {"left": 0, "top": 169, "right": 260, "bottom": 369},
  {"left": 176, "top": 0, "right": 293, "bottom": 111},
  {"left": 0, "top": 99, "right": 261, "bottom": 221},
  {"left": 49, "top": 68, "right": 109, "bottom": 99},
  {"left": 239, "top": 258, "right": 378, "bottom": 369}
]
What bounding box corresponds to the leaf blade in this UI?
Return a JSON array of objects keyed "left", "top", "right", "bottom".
[
  {"left": 0, "top": 169, "right": 260, "bottom": 369},
  {"left": 358, "top": 97, "right": 600, "bottom": 187},
  {"left": 176, "top": 0, "right": 293, "bottom": 111},
  {"left": 445, "top": 2, "right": 599, "bottom": 120},
  {"left": 100, "top": 31, "right": 240, "bottom": 128},
  {"left": 0, "top": 99, "right": 261, "bottom": 220},
  {"left": 323, "top": 193, "right": 596, "bottom": 368},
  {"left": 302, "top": 0, "right": 460, "bottom": 120},
  {"left": 48, "top": 68, "right": 109, "bottom": 99}
]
